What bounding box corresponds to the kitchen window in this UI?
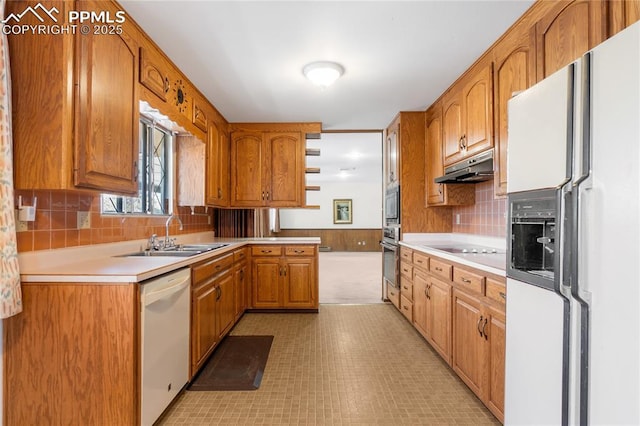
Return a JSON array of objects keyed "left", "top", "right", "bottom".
[{"left": 101, "top": 119, "right": 173, "bottom": 215}]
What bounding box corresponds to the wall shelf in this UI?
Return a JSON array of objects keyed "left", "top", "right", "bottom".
[
  {"left": 305, "top": 185, "right": 321, "bottom": 191},
  {"left": 305, "top": 167, "right": 321, "bottom": 174},
  {"left": 305, "top": 148, "right": 320, "bottom": 156}
]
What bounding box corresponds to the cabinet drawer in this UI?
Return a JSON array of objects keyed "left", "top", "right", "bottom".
[
  {"left": 430, "top": 258, "right": 453, "bottom": 281},
  {"left": 401, "top": 279, "right": 413, "bottom": 302},
  {"left": 285, "top": 245, "right": 315, "bottom": 256},
  {"left": 453, "top": 266, "right": 485, "bottom": 294},
  {"left": 192, "top": 253, "right": 234, "bottom": 283},
  {"left": 251, "top": 246, "right": 283, "bottom": 256},
  {"left": 413, "top": 252, "right": 429, "bottom": 270},
  {"left": 400, "top": 261, "right": 413, "bottom": 279},
  {"left": 400, "top": 248, "right": 413, "bottom": 262},
  {"left": 233, "top": 247, "right": 249, "bottom": 262},
  {"left": 387, "top": 285, "right": 400, "bottom": 309},
  {"left": 486, "top": 278, "right": 507, "bottom": 305},
  {"left": 400, "top": 295, "right": 413, "bottom": 322}
]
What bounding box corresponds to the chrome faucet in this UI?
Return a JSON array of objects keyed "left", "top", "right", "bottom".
[{"left": 165, "top": 214, "right": 184, "bottom": 248}]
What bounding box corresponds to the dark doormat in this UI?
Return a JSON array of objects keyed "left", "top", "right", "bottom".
[{"left": 188, "top": 335, "right": 274, "bottom": 391}]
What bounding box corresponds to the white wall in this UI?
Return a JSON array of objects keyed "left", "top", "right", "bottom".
[
  {"left": 280, "top": 181, "right": 382, "bottom": 228},
  {"left": 279, "top": 132, "right": 383, "bottom": 229}
]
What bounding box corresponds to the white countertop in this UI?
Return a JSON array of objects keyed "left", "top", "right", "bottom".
[
  {"left": 400, "top": 233, "right": 507, "bottom": 277},
  {"left": 18, "top": 232, "right": 321, "bottom": 283}
]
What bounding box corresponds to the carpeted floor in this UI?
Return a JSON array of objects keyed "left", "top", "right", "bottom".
[
  {"left": 319, "top": 251, "right": 383, "bottom": 304},
  {"left": 159, "top": 304, "right": 499, "bottom": 425}
]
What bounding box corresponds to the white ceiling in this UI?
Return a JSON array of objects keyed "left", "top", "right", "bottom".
[{"left": 119, "top": 0, "right": 534, "bottom": 131}]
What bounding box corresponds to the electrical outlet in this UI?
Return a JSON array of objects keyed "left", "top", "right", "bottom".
[
  {"left": 362, "top": 241, "right": 366, "bottom": 245},
  {"left": 207, "top": 215, "right": 212, "bottom": 225},
  {"left": 14, "top": 210, "right": 28, "bottom": 232},
  {"left": 77, "top": 211, "right": 91, "bottom": 229},
  {"left": 455, "top": 214, "right": 461, "bottom": 225}
]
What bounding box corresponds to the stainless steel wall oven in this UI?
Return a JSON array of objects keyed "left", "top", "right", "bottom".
[{"left": 381, "top": 226, "right": 400, "bottom": 291}]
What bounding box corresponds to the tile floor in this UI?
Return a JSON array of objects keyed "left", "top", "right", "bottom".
[{"left": 159, "top": 304, "right": 499, "bottom": 425}]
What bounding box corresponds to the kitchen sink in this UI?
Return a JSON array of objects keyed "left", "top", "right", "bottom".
[{"left": 116, "top": 243, "right": 230, "bottom": 258}]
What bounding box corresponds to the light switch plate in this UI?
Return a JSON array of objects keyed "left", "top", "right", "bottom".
[{"left": 77, "top": 211, "right": 91, "bottom": 229}]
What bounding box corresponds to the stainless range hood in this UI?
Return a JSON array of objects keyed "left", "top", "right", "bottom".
[{"left": 434, "top": 149, "right": 494, "bottom": 184}]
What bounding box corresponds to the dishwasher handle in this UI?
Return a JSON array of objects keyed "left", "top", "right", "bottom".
[{"left": 143, "top": 273, "right": 190, "bottom": 307}]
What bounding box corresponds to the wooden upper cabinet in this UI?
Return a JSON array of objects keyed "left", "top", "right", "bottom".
[
  {"left": 426, "top": 103, "right": 445, "bottom": 205},
  {"left": 192, "top": 100, "right": 208, "bottom": 132},
  {"left": 231, "top": 131, "right": 265, "bottom": 207},
  {"left": 206, "top": 122, "right": 230, "bottom": 207},
  {"left": 385, "top": 117, "right": 400, "bottom": 186},
  {"left": 443, "top": 63, "right": 493, "bottom": 167},
  {"left": 442, "top": 91, "right": 464, "bottom": 166},
  {"left": 74, "top": 7, "right": 139, "bottom": 194},
  {"left": 492, "top": 21, "right": 537, "bottom": 197},
  {"left": 610, "top": 0, "right": 640, "bottom": 36},
  {"left": 535, "top": 0, "right": 607, "bottom": 80},
  {"left": 9, "top": 0, "right": 139, "bottom": 194},
  {"left": 266, "top": 132, "right": 304, "bottom": 207},
  {"left": 230, "top": 130, "right": 303, "bottom": 207},
  {"left": 139, "top": 46, "right": 170, "bottom": 102},
  {"left": 425, "top": 103, "right": 475, "bottom": 207}
]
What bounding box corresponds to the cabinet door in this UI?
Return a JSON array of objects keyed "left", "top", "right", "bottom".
[
  {"left": 218, "top": 128, "right": 231, "bottom": 206},
  {"left": 191, "top": 279, "right": 218, "bottom": 373},
  {"left": 385, "top": 118, "right": 400, "bottom": 186},
  {"left": 535, "top": 0, "right": 607, "bottom": 80},
  {"left": 425, "top": 104, "right": 445, "bottom": 205},
  {"left": 493, "top": 24, "right": 536, "bottom": 196},
  {"left": 234, "top": 262, "right": 248, "bottom": 319},
  {"left": 427, "top": 277, "right": 452, "bottom": 365},
  {"left": 205, "top": 122, "right": 221, "bottom": 205},
  {"left": 252, "top": 258, "right": 281, "bottom": 308},
  {"left": 139, "top": 46, "right": 170, "bottom": 102},
  {"left": 231, "top": 131, "right": 265, "bottom": 207},
  {"left": 486, "top": 307, "right": 506, "bottom": 422},
  {"left": 452, "top": 290, "right": 486, "bottom": 397},
  {"left": 206, "top": 123, "right": 230, "bottom": 207},
  {"left": 74, "top": 0, "right": 139, "bottom": 194},
  {"left": 462, "top": 64, "right": 493, "bottom": 158},
  {"left": 216, "top": 271, "right": 235, "bottom": 339},
  {"left": 265, "top": 132, "right": 304, "bottom": 207},
  {"left": 412, "top": 270, "right": 429, "bottom": 339},
  {"left": 283, "top": 258, "right": 316, "bottom": 308},
  {"left": 442, "top": 91, "right": 464, "bottom": 166}
]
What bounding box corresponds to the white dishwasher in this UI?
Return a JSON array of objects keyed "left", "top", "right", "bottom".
[{"left": 140, "top": 268, "right": 191, "bottom": 426}]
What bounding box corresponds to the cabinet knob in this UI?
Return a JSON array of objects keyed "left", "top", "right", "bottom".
[{"left": 499, "top": 292, "right": 506, "bottom": 300}]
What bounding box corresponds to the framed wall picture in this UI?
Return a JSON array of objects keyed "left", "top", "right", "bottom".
[{"left": 333, "top": 199, "right": 353, "bottom": 224}]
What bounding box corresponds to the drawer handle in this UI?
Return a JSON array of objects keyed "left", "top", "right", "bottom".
[
  {"left": 416, "top": 260, "right": 424, "bottom": 264},
  {"left": 435, "top": 267, "right": 443, "bottom": 272},
  {"left": 403, "top": 306, "right": 409, "bottom": 311},
  {"left": 461, "top": 277, "right": 471, "bottom": 283},
  {"left": 403, "top": 286, "right": 409, "bottom": 290},
  {"left": 261, "top": 249, "right": 272, "bottom": 254},
  {"left": 215, "top": 265, "right": 221, "bottom": 270},
  {"left": 294, "top": 250, "right": 305, "bottom": 254},
  {"left": 499, "top": 292, "right": 506, "bottom": 299}
]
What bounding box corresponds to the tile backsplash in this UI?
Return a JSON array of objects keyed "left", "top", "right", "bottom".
[
  {"left": 452, "top": 181, "right": 507, "bottom": 238},
  {"left": 14, "top": 189, "right": 213, "bottom": 252}
]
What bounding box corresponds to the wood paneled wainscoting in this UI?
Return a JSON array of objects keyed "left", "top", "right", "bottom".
[{"left": 276, "top": 229, "right": 381, "bottom": 252}]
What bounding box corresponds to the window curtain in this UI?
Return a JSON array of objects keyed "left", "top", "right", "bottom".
[{"left": 0, "top": 0, "right": 23, "bottom": 318}]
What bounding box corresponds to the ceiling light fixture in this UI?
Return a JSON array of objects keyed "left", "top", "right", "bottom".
[{"left": 303, "top": 61, "right": 344, "bottom": 88}]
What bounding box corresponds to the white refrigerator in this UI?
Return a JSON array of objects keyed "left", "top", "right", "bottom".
[{"left": 505, "top": 21, "right": 640, "bottom": 425}]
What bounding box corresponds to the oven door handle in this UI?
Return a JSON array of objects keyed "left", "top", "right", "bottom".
[{"left": 380, "top": 242, "right": 398, "bottom": 251}]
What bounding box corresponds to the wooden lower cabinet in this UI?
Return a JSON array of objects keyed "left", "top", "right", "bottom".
[
  {"left": 234, "top": 249, "right": 250, "bottom": 320},
  {"left": 404, "top": 247, "right": 506, "bottom": 422},
  {"left": 3, "top": 283, "right": 139, "bottom": 426},
  {"left": 426, "top": 276, "right": 453, "bottom": 364},
  {"left": 251, "top": 245, "right": 318, "bottom": 309},
  {"left": 452, "top": 288, "right": 506, "bottom": 423},
  {"left": 486, "top": 306, "right": 506, "bottom": 421},
  {"left": 452, "top": 289, "right": 487, "bottom": 396},
  {"left": 190, "top": 253, "right": 235, "bottom": 376}
]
